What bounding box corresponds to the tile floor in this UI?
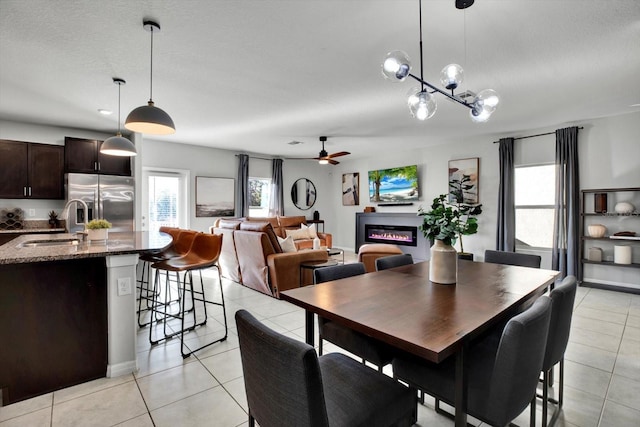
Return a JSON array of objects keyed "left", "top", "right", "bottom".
[{"left": 1, "top": 250, "right": 639, "bottom": 427}]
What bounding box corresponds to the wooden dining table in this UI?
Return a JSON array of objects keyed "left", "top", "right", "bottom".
[{"left": 280, "top": 259, "right": 559, "bottom": 427}]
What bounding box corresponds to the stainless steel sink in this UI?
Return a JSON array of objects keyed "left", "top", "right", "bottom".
[{"left": 19, "top": 239, "right": 80, "bottom": 248}]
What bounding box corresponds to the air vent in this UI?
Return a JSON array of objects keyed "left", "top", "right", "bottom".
[{"left": 288, "top": 140, "right": 303, "bottom": 145}]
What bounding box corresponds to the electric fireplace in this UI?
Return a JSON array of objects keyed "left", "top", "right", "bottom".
[{"left": 364, "top": 224, "right": 418, "bottom": 247}]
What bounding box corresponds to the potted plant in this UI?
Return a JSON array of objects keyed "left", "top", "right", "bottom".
[
  {"left": 86, "top": 218, "right": 112, "bottom": 241},
  {"left": 48, "top": 210, "right": 59, "bottom": 228},
  {"left": 448, "top": 175, "right": 483, "bottom": 260},
  {"left": 417, "top": 193, "right": 481, "bottom": 284}
]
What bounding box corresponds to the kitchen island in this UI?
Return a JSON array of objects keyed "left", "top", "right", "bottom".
[{"left": 0, "top": 232, "right": 171, "bottom": 405}]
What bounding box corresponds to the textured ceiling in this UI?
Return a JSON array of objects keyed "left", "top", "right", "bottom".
[{"left": 1, "top": 0, "right": 639, "bottom": 160}]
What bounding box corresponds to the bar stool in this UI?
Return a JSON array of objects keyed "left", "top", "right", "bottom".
[
  {"left": 137, "top": 226, "right": 181, "bottom": 327},
  {"left": 150, "top": 232, "right": 228, "bottom": 358},
  {"left": 146, "top": 230, "right": 198, "bottom": 334}
]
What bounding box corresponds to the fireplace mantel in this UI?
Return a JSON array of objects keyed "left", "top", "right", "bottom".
[{"left": 356, "top": 212, "right": 429, "bottom": 261}]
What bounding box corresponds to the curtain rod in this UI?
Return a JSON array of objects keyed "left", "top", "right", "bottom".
[
  {"left": 235, "top": 154, "right": 274, "bottom": 161},
  {"left": 493, "top": 126, "right": 583, "bottom": 143}
]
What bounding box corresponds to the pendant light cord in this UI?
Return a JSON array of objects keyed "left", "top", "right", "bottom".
[
  {"left": 149, "top": 26, "right": 154, "bottom": 103},
  {"left": 117, "top": 81, "right": 122, "bottom": 133},
  {"left": 418, "top": 0, "right": 425, "bottom": 92}
]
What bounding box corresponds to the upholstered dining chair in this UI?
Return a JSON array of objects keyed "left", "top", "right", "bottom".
[
  {"left": 484, "top": 249, "right": 542, "bottom": 268},
  {"left": 375, "top": 253, "right": 414, "bottom": 271},
  {"left": 235, "top": 309, "right": 417, "bottom": 427},
  {"left": 393, "top": 296, "right": 552, "bottom": 427},
  {"left": 313, "top": 262, "right": 394, "bottom": 372},
  {"left": 540, "top": 275, "right": 577, "bottom": 427}
]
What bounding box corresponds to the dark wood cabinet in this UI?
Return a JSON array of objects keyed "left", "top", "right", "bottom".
[
  {"left": 64, "top": 137, "right": 131, "bottom": 176},
  {"left": 0, "top": 257, "right": 107, "bottom": 404},
  {"left": 0, "top": 140, "right": 64, "bottom": 199}
]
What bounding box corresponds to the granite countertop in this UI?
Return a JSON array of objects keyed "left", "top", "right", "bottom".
[
  {"left": 0, "top": 227, "right": 66, "bottom": 234},
  {"left": 0, "top": 231, "right": 172, "bottom": 265}
]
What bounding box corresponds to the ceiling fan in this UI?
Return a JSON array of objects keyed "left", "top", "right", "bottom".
[{"left": 313, "top": 136, "right": 350, "bottom": 165}]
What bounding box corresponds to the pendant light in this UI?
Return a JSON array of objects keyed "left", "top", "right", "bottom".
[
  {"left": 125, "top": 20, "right": 175, "bottom": 135},
  {"left": 101, "top": 78, "right": 137, "bottom": 156},
  {"left": 381, "top": 0, "right": 499, "bottom": 123}
]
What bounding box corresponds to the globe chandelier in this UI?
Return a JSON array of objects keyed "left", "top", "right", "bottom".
[{"left": 381, "top": 0, "right": 499, "bottom": 123}]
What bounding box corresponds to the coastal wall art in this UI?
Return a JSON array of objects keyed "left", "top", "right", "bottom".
[
  {"left": 368, "top": 164, "right": 419, "bottom": 203},
  {"left": 196, "top": 176, "right": 235, "bottom": 217},
  {"left": 448, "top": 158, "right": 479, "bottom": 204},
  {"left": 342, "top": 173, "right": 360, "bottom": 206}
]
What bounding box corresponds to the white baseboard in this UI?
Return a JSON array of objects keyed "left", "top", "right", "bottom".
[{"left": 106, "top": 360, "right": 138, "bottom": 378}]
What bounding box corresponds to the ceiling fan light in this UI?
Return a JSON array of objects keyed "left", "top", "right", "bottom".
[
  {"left": 318, "top": 159, "right": 329, "bottom": 165},
  {"left": 382, "top": 51, "right": 412, "bottom": 81},
  {"left": 440, "top": 64, "right": 464, "bottom": 90},
  {"left": 408, "top": 89, "right": 437, "bottom": 121},
  {"left": 125, "top": 101, "right": 176, "bottom": 134},
  {"left": 101, "top": 133, "right": 137, "bottom": 156},
  {"left": 469, "top": 89, "right": 499, "bottom": 123}
]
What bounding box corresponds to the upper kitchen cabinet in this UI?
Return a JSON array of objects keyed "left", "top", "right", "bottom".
[
  {"left": 64, "top": 137, "right": 131, "bottom": 176},
  {"left": 0, "top": 140, "right": 65, "bottom": 199}
]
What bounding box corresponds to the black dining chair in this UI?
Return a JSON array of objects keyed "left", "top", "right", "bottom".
[
  {"left": 235, "top": 309, "right": 417, "bottom": 427},
  {"left": 375, "top": 253, "right": 414, "bottom": 271},
  {"left": 540, "top": 275, "right": 577, "bottom": 427},
  {"left": 314, "top": 262, "right": 394, "bottom": 372},
  {"left": 484, "top": 249, "right": 542, "bottom": 268},
  {"left": 393, "top": 296, "right": 552, "bottom": 427}
]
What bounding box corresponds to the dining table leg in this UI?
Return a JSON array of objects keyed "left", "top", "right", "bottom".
[
  {"left": 454, "top": 343, "right": 468, "bottom": 427},
  {"left": 304, "top": 310, "right": 315, "bottom": 346}
]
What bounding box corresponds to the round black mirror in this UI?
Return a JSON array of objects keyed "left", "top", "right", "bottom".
[{"left": 291, "top": 178, "right": 317, "bottom": 210}]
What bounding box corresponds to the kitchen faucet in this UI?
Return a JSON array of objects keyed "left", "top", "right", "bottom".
[{"left": 61, "top": 198, "right": 89, "bottom": 235}]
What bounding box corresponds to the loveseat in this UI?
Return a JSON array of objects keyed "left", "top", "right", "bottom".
[
  {"left": 245, "top": 216, "right": 332, "bottom": 250},
  {"left": 211, "top": 218, "right": 329, "bottom": 298}
]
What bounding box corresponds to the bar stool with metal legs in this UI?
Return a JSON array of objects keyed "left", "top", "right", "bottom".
[
  {"left": 146, "top": 230, "right": 198, "bottom": 339},
  {"left": 137, "top": 226, "right": 181, "bottom": 327},
  {"left": 150, "top": 232, "right": 228, "bottom": 358}
]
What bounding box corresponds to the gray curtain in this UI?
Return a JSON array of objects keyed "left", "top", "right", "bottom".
[
  {"left": 496, "top": 137, "right": 515, "bottom": 251},
  {"left": 268, "top": 158, "right": 284, "bottom": 216},
  {"left": 552, "top": 126, "right": 580, "bottom": 279},
  {"left": 236, "top": 154, "right": 249, "bottom": 217}
]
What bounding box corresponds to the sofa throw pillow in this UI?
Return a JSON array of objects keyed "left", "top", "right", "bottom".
[
  {"left": 277, "top": 236, "right": 298, "bottom": 253},
  {"left": 301, "top": 223, "right": 318, "bottom": 239},
  {"left": 285, "top": 228, "right": 310, "bottom": 241}
]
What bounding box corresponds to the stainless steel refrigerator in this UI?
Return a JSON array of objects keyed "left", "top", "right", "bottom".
[{"left": 65, "top": 173, "right": 135, "bottom": 233}]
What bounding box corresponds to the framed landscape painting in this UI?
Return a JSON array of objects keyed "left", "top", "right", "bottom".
[
  {"left": 342, "top": 173, "right": 360, "bottom": 206},
  {"left": 448, "top": 158, "right": 479, "bottom": 204},
  {"left": 196, "top": 177, "right": 235, "bottom": 217}
]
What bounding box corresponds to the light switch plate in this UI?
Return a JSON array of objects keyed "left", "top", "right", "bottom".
[{"left": 117, "top": 277, "right": 132, "bottom": 296}]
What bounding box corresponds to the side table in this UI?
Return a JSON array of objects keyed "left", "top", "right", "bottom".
[
  {"left": 299, "top": 259, "right": 338, "bottom": 287},
  {"left": 326, "top": 248, "right": 344, "bottom": 264}
]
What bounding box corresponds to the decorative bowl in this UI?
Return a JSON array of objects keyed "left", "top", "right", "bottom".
[
  {"left": 588, "top": 224, "right": 607, "bottom": 238},
  {"left": 614, "top": 202, "right": 635, "bottom": 214}
]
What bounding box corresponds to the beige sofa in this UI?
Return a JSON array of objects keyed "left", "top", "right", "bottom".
[{"left": 211, "top": 218, "right": 328, "bottom": 298}]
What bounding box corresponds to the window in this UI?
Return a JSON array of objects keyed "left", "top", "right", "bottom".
[
  {"left": 249, "top": 177, "right": 271, "bottom": 217},
  {"left": 142, "top": 168, "right": 189, "bottom": 231},
  {"left": 515, "top": 164, "right": 556, "bottom": 249}
]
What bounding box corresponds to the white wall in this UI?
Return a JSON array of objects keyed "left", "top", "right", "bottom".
[
  {"left": 3, "top": 112, "right": 638, "bottom": 286},
  {"left": 139, "top": 138, "right": 329, "bottom": 232}
]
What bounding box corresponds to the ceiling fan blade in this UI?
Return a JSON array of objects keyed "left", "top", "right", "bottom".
[
  {"left": 328, "top": 159, "right": 339, "bottom": 165},
  {"left": 326, "top": 151, "right": 350, "bottom": 159}
]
